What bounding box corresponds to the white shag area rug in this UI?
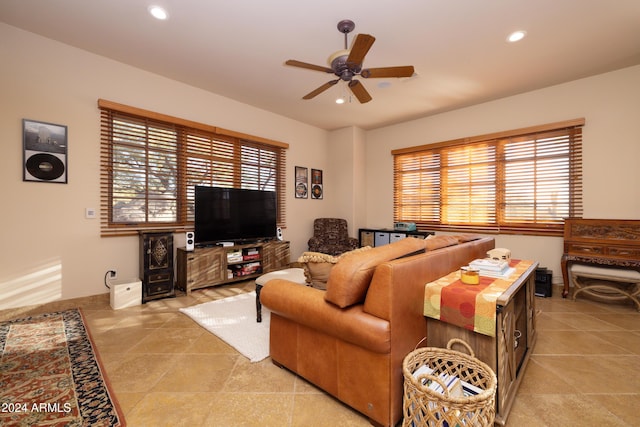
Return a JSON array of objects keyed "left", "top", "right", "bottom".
[{"left": 179, "top": 291, "right": 270, "bottom": 363}]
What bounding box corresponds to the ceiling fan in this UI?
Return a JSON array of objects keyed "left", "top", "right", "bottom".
[{"left": 286, "top": 19, "right": 415, "bottom": 104}]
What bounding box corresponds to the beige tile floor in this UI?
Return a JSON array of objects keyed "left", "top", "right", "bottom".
[{"left": 1, "top": 282, "right": 638, "bottom": 426}]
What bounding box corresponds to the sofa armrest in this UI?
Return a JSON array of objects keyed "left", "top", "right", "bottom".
[{"left": 260, "top": 279, "right": 390, "bottom": 353}]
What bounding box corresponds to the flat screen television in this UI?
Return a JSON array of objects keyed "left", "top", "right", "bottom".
[{"left": 194, "top": 185, "right": 277, "bottom": 246}]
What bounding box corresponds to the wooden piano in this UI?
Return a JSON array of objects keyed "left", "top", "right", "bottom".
[{"left": 561, "top": 218, "right": 640, "bottom": 297}]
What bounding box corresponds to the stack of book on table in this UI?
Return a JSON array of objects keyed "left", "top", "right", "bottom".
[{"left": 469, "top": 258, "right": 514, "bottom": 278}]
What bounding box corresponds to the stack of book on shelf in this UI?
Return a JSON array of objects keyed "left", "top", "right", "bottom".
[
  {"left": 227, "top": 262, "right": 262, "bottom": 278},
  {"left": 469, "top": 258, "right": 514, "bottom": 278},
  {"left": 243, "top": 247, "right": 260, "bottom": 261},
  {"left": 237, "top": 262, "right": 261, "bottom": 276},
  {"left": 227, "top": 250, "right": 243, "bottom": 264}
]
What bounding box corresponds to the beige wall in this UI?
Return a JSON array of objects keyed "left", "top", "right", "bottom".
[
  {"left": 327, "top": 126, "right": 367, "bottom": 237},
  {"left": 0, "top": 24, "right": 333, "bottom": 309},
  {"left": 364, "top": 65, "right": 640, "bottom": 283},
  {"left": 2, "top": 22, "right": 639, "bottom": 309}
]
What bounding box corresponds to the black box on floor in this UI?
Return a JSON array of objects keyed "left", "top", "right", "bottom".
[{"left": 535, "top": 267, "right": 553, "bottom": 297}]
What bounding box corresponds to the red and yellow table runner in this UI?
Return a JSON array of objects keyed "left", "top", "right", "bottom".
[{"left": 424, "top": 259, "right": 534, "bottom": 337}]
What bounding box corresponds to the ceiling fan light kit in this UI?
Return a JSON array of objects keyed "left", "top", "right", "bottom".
[
  {"left": 286, "top": 19, "right": 415, "bottom": 104},
  {"left": 148, "top": 5, "right": 168, "bottom": 20},
  {"left": 507, "top": 30, "right": 527, "bottom": 43}
]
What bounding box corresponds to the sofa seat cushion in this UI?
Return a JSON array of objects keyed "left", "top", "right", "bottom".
[
  {"left": 324, "top": 237, "right": 427, "bottom": 308},
  {"left": 261, "top": 279, "right": 391, "bottom": 353}
]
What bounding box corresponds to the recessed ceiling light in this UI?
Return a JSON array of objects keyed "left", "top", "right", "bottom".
[
  {"left": 507, "top": 30, "right": 527, "bottom": 43},
  {"left": 149, "top": 5, "right": 168, "bottom": 20}
]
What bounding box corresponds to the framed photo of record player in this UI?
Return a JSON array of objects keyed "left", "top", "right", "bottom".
[
  {"left": 295, "top": 166, "right": 308, "bottom": 199},
  {"left": 23, "top": 119, "right": 68, "bottom": 183},
  {"left": 311, "top": 168, "right": 323, "bottom": 199}
]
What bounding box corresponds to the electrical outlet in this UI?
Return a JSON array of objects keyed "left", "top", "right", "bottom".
[{"left": 108, "top": 269, "right": 117, "bottom": 279}]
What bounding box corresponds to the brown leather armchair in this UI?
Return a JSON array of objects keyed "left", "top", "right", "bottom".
[{"left": 308, "top": 218, "right": 359, "bottom": 256}]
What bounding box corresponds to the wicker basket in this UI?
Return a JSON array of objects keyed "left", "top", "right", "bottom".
[{"left": 402, "top": 338, "right": 497, "bottom": 427}]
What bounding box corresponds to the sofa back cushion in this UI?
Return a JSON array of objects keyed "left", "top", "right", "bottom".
[
  {"left": 425, "top": 235, "right": 459, "bottom": 251},
  {"left": 298, "top": 247, "right": 372, "bottom": 290},
  {"left": 297, "top": 251, "right": 339, "bottom": 290},
  {"left": 455, "top": 234, "right": 483, "bottom": 243},
  {"left": 324, "top": 237, "right": 427, "bottom": 308}
]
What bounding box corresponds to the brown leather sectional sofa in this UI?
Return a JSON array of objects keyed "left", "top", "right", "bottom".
[{"left": 260, "top": 235, "right": 495, "bottom": 427}]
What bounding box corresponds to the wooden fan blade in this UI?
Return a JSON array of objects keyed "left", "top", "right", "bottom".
[
  {"left": 348, "top": 80, "right": 372, "bottom": 103},
  {"left": 303, "top": 79, "right": 339, "bottom": 100},
  {"left": 361, "top": 66, "right": 415, "bottom": 78},
  {"left": 347, "top": 34, "right": 375, "bottom": 66},
  {"left": 286, "top": 60, "right": 334, "bottom": 74}
]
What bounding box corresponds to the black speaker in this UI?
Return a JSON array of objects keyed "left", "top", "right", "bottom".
[
  {"left": 535, "top": 267, "right": 553, "bottom": 297},
  {"left": 185, "top": 231, "right": 195, "bottom": 251}
]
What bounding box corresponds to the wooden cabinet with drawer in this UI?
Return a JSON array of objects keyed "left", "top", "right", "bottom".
[{"left": 139, "top": 231, "right": 175, "bottom": 303}]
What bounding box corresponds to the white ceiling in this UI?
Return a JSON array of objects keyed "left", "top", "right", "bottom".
[{"left": 2, "top": 0, "right": 640, "bottom": 130}]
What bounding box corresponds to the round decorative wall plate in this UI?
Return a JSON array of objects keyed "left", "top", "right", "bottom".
[
  {"left": 311, "top": 184, "right": 323, "bottom": 199},
  {"left": 296, "top": 182, "right": 308, "bottom": 197}
]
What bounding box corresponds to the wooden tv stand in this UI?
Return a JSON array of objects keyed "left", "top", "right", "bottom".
[{"left": 176, "top": 240, "right": 290, "bottom": 294}]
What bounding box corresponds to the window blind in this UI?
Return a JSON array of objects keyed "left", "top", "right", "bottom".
[
  {"left": 99, "top": 100, "right": 287, "bottom": 236},
  {"left": 393, "top": 119, "right": 584, "bottom": 236}
]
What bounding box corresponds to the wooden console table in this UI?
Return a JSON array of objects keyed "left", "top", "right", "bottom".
[
  {"left": 424, "top": 260, "right": 538, "bottom": 426},
  {"left": 561, "top": 218, "right": 640, "bottom": 298}
]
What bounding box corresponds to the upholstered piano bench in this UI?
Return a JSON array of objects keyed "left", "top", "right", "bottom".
[{"left": 569, "top": 264, "right": 640, "bottom": 311}]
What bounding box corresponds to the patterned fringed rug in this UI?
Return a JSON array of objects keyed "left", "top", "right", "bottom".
[{"left": 0, "top": 309, "right": 125, "bottom": 426}]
